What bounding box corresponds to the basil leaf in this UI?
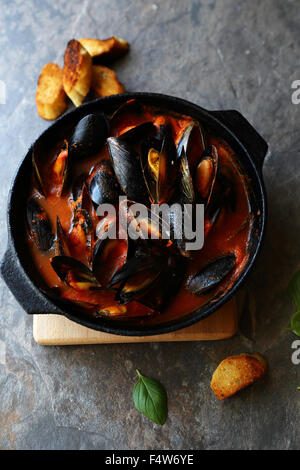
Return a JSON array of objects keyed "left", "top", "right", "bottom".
[
  {"left": 290, "top": 310, "right": 300, "bottom": 336},
  {"left": 133, "top": 369, "right": 168, "bottom": 425},
  {"left": 288, "top": 270, "right": 300, "bottom": 310}
]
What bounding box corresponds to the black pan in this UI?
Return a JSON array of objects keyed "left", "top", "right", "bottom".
[{"left": 0, "top": 93, "right": 268, "bottom": 336}]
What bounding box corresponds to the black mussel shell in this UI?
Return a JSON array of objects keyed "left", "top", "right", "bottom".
[
  {"left": 107, "top": 138, "right": 149, "bottom": 205},
  {"left": 27, "top": 198, "right": 55, "bottom": 251},
  {"left": 196, "top": 145, "right": 218, "bottom": 206},
  {"left": 56, "top": 216, "right": 71, "bottom": 256},
  {"left": 140, "top": 124, "right": 178, "bottom": 204},
  {"left": 108, "top": 247, "right": 158, "bottom": 287},
  {"left": 110, "top": 99, "right": 145, "bottom": 134},
  {"left": 177, "top": 148, "right": 195, "bottom": 205},
  {"left": 177, "top": 121, "right": 206, "bottom": 174},
  {"left": 89, "top": 159, "right": 121, "bottom": 206},
  {"left": 187, "top": 253, "right": 236, "bottom": 296},
  {"left": 69, "top": 113, "right": 109, "bottom": 160},
  {"left": 51, "top": 256, "right": 102, "bottom": 291},
  {"left": 118, "top": 122, "right": 156, "bottom": 143},
  {"left": 115, "top": 265, "right": 162, "bottom": 305},
  {"left": 32, "top": 141, "right": 47, "bottom": 196},
  {"left": 92, "top": 234, "right": 128, "bottom": 286}
]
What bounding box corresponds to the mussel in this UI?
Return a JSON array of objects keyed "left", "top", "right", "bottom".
[
  {"left": 51, "top": 145, "right": 69, "bottom": 197},
  {"left": 107, "top": 137, "right": 149, "bottom": 205},
  {"left": 109, "top": 99, "right": 146, "bottom": 135},
  {"left": 187, "top": 253, "right": 236, "bottom": 296},
  {"left": 140, "top": 124, "right": 178, "bottom": 205},
  {"left": 69, "top": 113, "right": 109, "bottom": 160},
  {"left": 88, "top": 159, "right": 121, "bottom": 206},
  {"left": 51, "top": 256, "right": 102, "bottom": 291},
  {"left": 92, "top": 234, "right": 128, "bottom": 286},
  {"left": 69, "top": 184, "right": 97, "bottom": 263},
  {"left": 56, "top": 216, "right": 71, "bottom": 257},
  {"left": 177, "top": 121, "right": 206, "bottom": 174},
  {"left": 27, "top": 197, "right": 55, "bottom": 251},
  {"left": 195, "top": 145, "right": 218, "bottom": 206}
]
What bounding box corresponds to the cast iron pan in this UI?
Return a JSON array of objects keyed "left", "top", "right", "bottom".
[{"left": 0, "top": 93, "right": 268, "bottom": 336}]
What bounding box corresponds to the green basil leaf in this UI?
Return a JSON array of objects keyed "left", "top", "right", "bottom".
[
  {"left": 133, "top": 369, "right": 168, "bottom": 425},
  {"left": 288, "top": 270, "right": 300, "bottom": 310},
  {"left": 290, "top": 310, "right": 300, "bottom": 336}
]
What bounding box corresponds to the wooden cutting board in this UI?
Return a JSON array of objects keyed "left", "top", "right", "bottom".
[{"left": 33, "top": 298, "right": 237, "bottom": 345}]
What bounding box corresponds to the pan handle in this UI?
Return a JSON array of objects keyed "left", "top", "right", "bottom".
[
  {"left": 211, "top": 110, "right": 268, "bottom": 172},
  {"left": 0, "top": 245, "right": 61, "bottom": 315}
]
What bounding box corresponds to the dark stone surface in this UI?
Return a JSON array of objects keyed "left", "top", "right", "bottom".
[{"left": 0, "top": 0, "right": 299, "bottom": 450}]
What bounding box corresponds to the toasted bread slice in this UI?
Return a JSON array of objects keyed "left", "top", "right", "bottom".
[
  {"left": 36, "top": 63, "right": 67, "bottom": 120},
  {"left": 63, "top": 39, "right": 92, "bottom": 106},
  {"left": 92, "top": 65, "right": 124, "bottom": 97},
  {"left": 79, "top": 37, "right": 129, "bottom": 62},
  {"left": 211, "top": 353, "right": 267, "bottom": 399}
]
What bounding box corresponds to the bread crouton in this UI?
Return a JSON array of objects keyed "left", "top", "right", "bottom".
[
  {"left": 92, "top": 65, "right": 124, "bottom": 97},
  {"left": 36, "top": 63, "right": 67, "bottom": 120},
  {"left": 211, "top": 353, "right": 267, "bottom": 399},
  {"left": 63, "top": 39, "right": 92, "bottom": 106},
  {"left": 79, "top": 37, "right": 129, "bottom": 62}
]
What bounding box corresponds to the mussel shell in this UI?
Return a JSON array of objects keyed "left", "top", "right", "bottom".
[
  {"left": 89, "top": 159, "right": 121, "bottom": 206},
  {"left": 177, "top": 121, "right": 206, "bottom": 174},
  {"left": 51, "top": 256, "right": 102, "bottom": 290},
  {"left": 108, "top": 248, "right": 159, "bottom": 287},
  {"left": 27, "top": 198, "right": 55, "bottom": 251},
  {"left": 110, "top": 99, "right": 146, "bottom": 135},
  {"left": 187, "top": 253, "right": 236, "bottom": 296},
  {"left": 56, "top": 216, "right": 71, "bottom": 256},
  {"left": 196, "top": 145, "right": 218, "bottom": 206},
  {"left": 92, "top": 234, "right": 128, "bottom": 286},
  {"left": 177, "top": 148, "right": 194, "bottom": 205},
  {"left": 115, "top": 265, "right": 162, "bottom": 305},
  {"left": 140, "top": 124, "right": 177, "bottom": 204},
  {"left": 107, "top": 138, "right": 149, "bottom": 204},
  {"left": 118, "top": 122, "right": 156, "bottom": 143},
  {"left": 69, "top": 113, "right": 109, "bottom": 160},
  {"left": 32, "top": 141, "right": 47, "bottom": 196}
]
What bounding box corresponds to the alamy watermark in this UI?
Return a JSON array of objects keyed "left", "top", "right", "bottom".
[
  {"left": 291, "top": 80, "right": 300, "bottom": 104},
  {"left": 95, "top": 196, "right": 204, "bottom": 251},
  {"left": 291, "top": 340, "right": 300, "bottom": 365}
]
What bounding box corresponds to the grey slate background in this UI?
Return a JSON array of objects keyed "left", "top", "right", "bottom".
[{"left": 0, "top": 0, "right": 299, "bottom": 450}]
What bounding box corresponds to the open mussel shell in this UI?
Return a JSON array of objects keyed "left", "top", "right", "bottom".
[
  {"left": 88, "top": 159, "right": 120, "bottom": 206},
  {"left": 92, "top": 233, "right": 128, "bottom": 286},
  {"left": 27, "top": 197, "right": 55, "bottom": 252},
  {"left": 115, "top": 265, "right": 162, "bottom": 305},
  {"left": 177, "top": 121, "right": 206, "bottom": 174},
  {"left": 51, "top": 256, "right": 102, "bottom": 291},
  {"left": 118, "top": 122, "right": 156, "bottom": 143},
  {"left": 69, "top": 113, "right": 109, "bottom": 160},
  {"left": 196, "top": 145, "right": 218, "bottom": 206},
  {"left": 110, "top": 99, "right": 146, "bottom": 134},
  {"left": 107, "top": 138, "right": 149, "bottom": 205},
  {"left": 187, "top": 253, "right": 236, "bottom": 296},
  {"left": 140, "top": 124, "right": 178, "bottom": 204},
  {"left": 108, "top": 245, "right": 158, "bottom": 287}
]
